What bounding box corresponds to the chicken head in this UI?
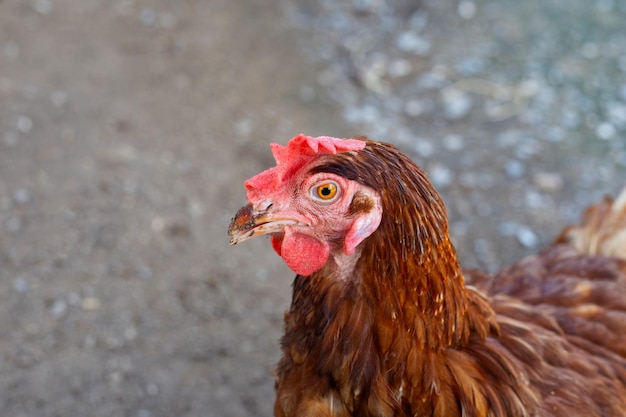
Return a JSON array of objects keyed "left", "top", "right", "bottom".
[{"left": 229, "top": 134, "right": 382, "bottom": 276}]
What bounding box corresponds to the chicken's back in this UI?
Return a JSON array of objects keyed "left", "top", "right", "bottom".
[
  {"left": 556, "top": 186, "right": 626, "bottom": 258},
  {"left": 465, "top": 187, "right": 626, "bottom": 416}
]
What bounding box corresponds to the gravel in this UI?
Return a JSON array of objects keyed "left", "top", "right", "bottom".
[{"left": 0, "top": 0, "right": 624, "bottom": 416}]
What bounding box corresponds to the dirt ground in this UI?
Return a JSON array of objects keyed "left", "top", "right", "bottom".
[{"left": 0, "top": 0, "right": 624, "bottom": 416}]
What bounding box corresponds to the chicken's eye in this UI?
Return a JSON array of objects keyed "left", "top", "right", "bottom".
[{"left": 311, "top": 182, "right": 339, "bottom": 202}]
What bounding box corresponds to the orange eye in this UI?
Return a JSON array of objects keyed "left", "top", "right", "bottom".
[{"left": 314, "top": 182, "right": 338, "bottom": 200}]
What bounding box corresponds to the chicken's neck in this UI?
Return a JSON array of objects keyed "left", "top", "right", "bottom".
[
  {"left": 347, "top": 177, "right": 487, "bottom": 350},
  {"left": 281, "top": 231, "right": 495, "bottom": 414},
  {"left": 355, "top": 231, "right": 476, "bottom": 350}
]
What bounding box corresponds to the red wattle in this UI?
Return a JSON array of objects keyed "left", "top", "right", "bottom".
[{"left": 279, "top": 229, "right": 329, "bottom": 276}]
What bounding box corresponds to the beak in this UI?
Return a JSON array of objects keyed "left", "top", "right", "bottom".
[{"left": 228, "top": 203, "right": 299, "bottom": 245}]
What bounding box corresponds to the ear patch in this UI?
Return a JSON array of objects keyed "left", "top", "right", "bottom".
[
  {"left": 348, "top": 193, "right": 375, "bottom": 216},
  {"left": 344, "top": 193, "right": 382, "bottom": 255}
]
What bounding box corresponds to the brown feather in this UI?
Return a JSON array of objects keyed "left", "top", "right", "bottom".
[
  {"left": 555, "top": 188, "right": 626, "bottom": 258},
  {"left": 264, "top": 139, "right": 626, "bottom": 416}
]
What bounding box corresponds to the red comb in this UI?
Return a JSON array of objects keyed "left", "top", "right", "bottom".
[{"left": 244, "top": 134, "right": 366, "bottom": 204}]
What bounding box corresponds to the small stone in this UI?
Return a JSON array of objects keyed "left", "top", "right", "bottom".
[
  {"left": 496, "top": 129, "right": 523, "bottom": 148},
  {"left": 50, "top": 90, "right": 69, "bottom": 107},
  {"left": 360, "top": 58, "right": 389, "bottom": 93},
  {"left": 50, "top": 299, "right": 68, "bottom": 318},
  {"left": 256, "top": 268, "right": 269, "bottom": 282},
  {"left": 413, "top": 140, "right": 435, "bottom": 158},
  {"left": 513, "top": 139, "right": 539, "bottom": 160},
  {"left": 395, "top": 32, "right": 432, "bottom": 56},
  {"left": 13, "top": 278, "right": 28, "bottom": 293},
  {"left": 404, "top": 99, "right": 425, "bottom": 117},
  {"left": 457, "top": 1, "right": 477, "bottom": 19},
  {"left": 13, "top": 188, "right": 32, "bottom": 204},
  {"left": 233, "top": 118, "right": 254, "bottom": 137},
  {"left": 525, "top": 190, "right": 550, "bottom": 208},
  {"left": 504, "top": 159, "right": 525, "bottom": 179},
  {"left": 111, "top": 143, "right": 136, "bottom": 162},
  {"left": 139, "top": 8, "right": 157, "bottom": 27},
  {"left": 429, "top": 163, "right": 454, "bottom": 188},
  {"left": 458, "top": 172, "right": 477, "bottom": 188},
  {"left": 442, "top": 134, "right": 465, "bottom": 152},
  {"left": 516, "top": 226, "right": 539, "bottom": 248},
  {"left": 124, "top": 327, "right": 138, "bottom": 341},
  {"left": 16, "top": 115, "right": 33, "bottom": 133},
  {"left": 64, "top": 209, "right": 77, "bottom": 221},
  {"left": 533, "top": 172, "right": 563, "bottom": 192},
  {"left": 519, "top": 79, "right": 541, "bottom": 97},
  {"left": 151, "top": 217, "right": 165, "bottom": 233},
  {"left": 417, "top": 70, "right": 448, "bottom": 90},
  {"left": 473, "top": 238, "right": 492, "bottom": 257},
  {"left": 441, "top": 88, "right": 472, "bottom": 120},
  {"left": 109, "top": 370, "right": 123, "bottom": 385},
  {"left": 343, "top": 105, "right": 379, "bottom": 125},
  {"left": 595, "top": 122, "right": 616, "bottom": 140},
  {"left": 188, "top": 200, "right": 204, "bottom": 218},
  {"left": 455, "top": 56, "right": 485, "bottom": 76},
  {"left": 81, "top": 297, "right": 101, "bottom": 311},
  {"left": 387, "top": 59, "right": 412, "bottom": 78},
  {"left": 607, "top": 102, "right": 626, "bottom": 126},
  {"left": 450, "top": 220, "right": 469, "bottom": 237}
]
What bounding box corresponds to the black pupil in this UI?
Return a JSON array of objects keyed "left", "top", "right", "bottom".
[{"left": 321, "top": 186, "right": 332, "bottom": 196}]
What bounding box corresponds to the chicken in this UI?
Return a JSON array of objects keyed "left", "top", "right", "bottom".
[{"left": 228, "top": 134, "right": 626, "bottom": 417}]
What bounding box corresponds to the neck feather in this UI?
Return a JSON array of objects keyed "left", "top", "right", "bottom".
[{"left": 314, "top": 140, "right": 475, "bottom": 349}]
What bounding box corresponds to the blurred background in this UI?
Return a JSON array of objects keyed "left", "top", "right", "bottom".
[{"left": 0, "top": 0, "right": 624, "bottom": 416}]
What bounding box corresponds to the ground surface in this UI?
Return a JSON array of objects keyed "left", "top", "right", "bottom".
[{"left": 0, "top": 0, "right": 624, "bottom": 416}]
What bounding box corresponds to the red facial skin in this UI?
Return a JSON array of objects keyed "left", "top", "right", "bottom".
[{"left": 234, "top": 134, "right": 381, "bottom": 276}]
